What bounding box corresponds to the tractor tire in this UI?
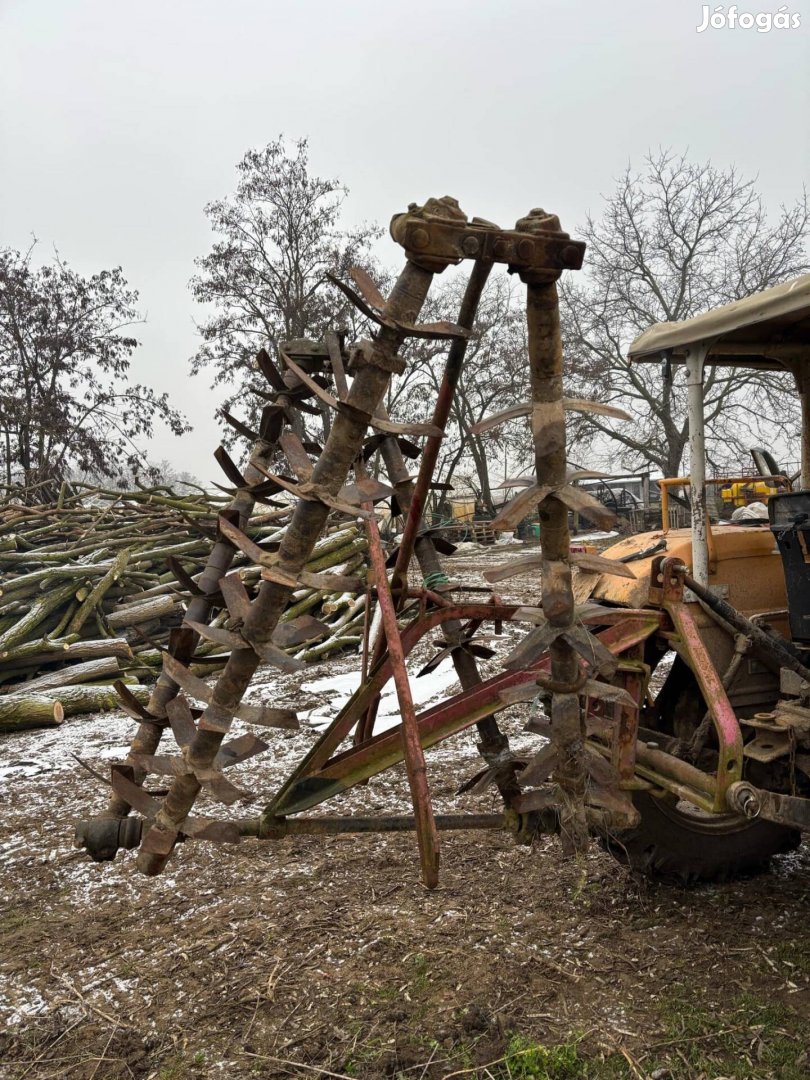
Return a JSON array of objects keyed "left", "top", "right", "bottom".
[{"left": 601, "top": 792, "right": 800, "bottom": 885}]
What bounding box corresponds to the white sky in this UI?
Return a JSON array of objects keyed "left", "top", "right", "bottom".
[{"left": 1, "top": 0, "right": 808, "bottom": 480}]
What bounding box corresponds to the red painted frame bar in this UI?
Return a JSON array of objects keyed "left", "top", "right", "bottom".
[
  {"left": 363, "top": 502, "right": 440, "bottom": 886},
  {"left": 269, "top": 615, "right": 661, "bottom": 817},
  {"left": 660, "top": 557, "right": 744, "bottom": 810},
  {"left": 266, "top": 603, "right": 665, "bottom": 817}
]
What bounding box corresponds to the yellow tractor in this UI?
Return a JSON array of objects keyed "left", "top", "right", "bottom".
[{"left": 582, "top": 273, "right": 810, "bottom": 881}]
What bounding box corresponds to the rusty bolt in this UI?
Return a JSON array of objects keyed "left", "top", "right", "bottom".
[
  {"left": 410, "top": 227, "right": 430, "bottom": 250},
  {"left": 517, "top": 238, "right": 534, "bottom": 261},
  {"left": 493, "top": 238, "right": 509, "bottom": 260},
  {"left": 462, "top": 234, "right": 480, "bottom": 256},
  {"left": 560, "top": 244, "right": 581, "bottom": 268}
]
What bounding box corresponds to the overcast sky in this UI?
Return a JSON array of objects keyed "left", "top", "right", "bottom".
[{"left": 1, "top": 0, "right": 808, "bottom": 481}]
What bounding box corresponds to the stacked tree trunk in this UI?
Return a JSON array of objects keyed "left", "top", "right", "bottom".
[{"left": 0, "top": 484, "right": 372, "bottom": 732}]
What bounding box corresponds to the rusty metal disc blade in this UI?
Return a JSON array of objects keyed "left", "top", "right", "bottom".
[
  {"left": 248, "top": 469, "right": 374, "bottom": 519},
  {"left": 256, "top": 348, "right": 287, "bottom": 391},
  {"left": 162, "top": 653, "right": 213, "bottom": 704},
  {"left": 503, "top": 622, "right": 563, "bottom": 669},
  {"left": 497, "top": 477, "right": 535, "bottom": 489},
  {"left": 113, "top": 680, "right": 156, "bottom": 722},
  {"left": 234, "top": 701, "right": 299, "bottom": 729},
  {"left": 259, "top": 404, "right": 285, "bottom": 443},
  {"left": 273, "top": 615, "right": 329, "bottom": 648},
  {"left": 71, "top": 753, "right": 111, "bottom": 788},
  {"left": 165, "top": 695, "right": 196, "bottom": 748},
  {"left": 472, "top": 397, "right": 630, "bottom": 439},
  {"left": 563, "top": 397, "right": 631, "bottom": 421},
  {"left": 365, "top": 413, "right": 443, "bottom": 439},
  {"left": 581, "top": 679, "right": 637, "bottom": 708},
  {"left": 418, "top": 528, "right": 457, "bottom": 556},
  {"left": 217, "top": 516, "right": 271, "bottom": 566},
  {"left": 349, "top": 266, "right": 388, "bottom": 311},
  {"left": 384, "top": 527, "right": 453, "bottom": 570},
  {"left": 470, "top": 403, "right": 531, "bottom": 435},
  {"left": 362, "top": 434, "right": 421, "bottom": 461},
  {"left": 110, "top": 765, "right": 160, "bottom": 819},
  {"left": 166, "top": 556, "right": 204, "bottom": 597},
  {"left": 260, "top": 565, "right": 362, "bottom": 592},
  {"left": 491, "top": 483, "right": 555, "bottom": 532},
  {"left": 192, "top": 653, "right": 238, "bottom": 666},
  {"left": 392, "top": 318, "right": 468, "bottom": 341},
  {"left": 339, "top": 477, "right": 393, "bottom": 505},
  {"left": 218, "top": 573, "right": 251, "bottom": 623},
  {"left": 220, "top": 409, "right": 258, "bottom": 442},
  {"left": 214, "top": 446, "right": 248, "bottom": 488},
  {"left": 416, "top": 647, "right": 454, "bottom": 677},
  {"left": 484, "top": 552, "right": 543, "bottom": 583},
  {"left": 194, "top": 769, "right": 247, "bottom": 806},
  {"left": 498, "top": 682, "right": 548, "bottom": 707},
  {"left": 518, "top": 743, "right": 559, "bottom": 788},
  {"left": 283, "top": 352, "right": 444, "bottom": 438},
  {"left": 561, "top": 626, "right": 619, "bottom": 679},
  {"left": 328, "top": 273, "right": 389, "bottom": 326},
  {"left": 130, "top": 753, "right": 185, "bottom": 778},
  {"left": 555, "top": 484, "right": 617, "bottom": 531},
  {"left": 214, "top": 733, "right": 269, "bottom": 770},
  {"left": 465, "top": 642, "right": 497, "bottom": 660},
  {"left": 456, "top": 759, "right": 526, "bottom": 795},
  {"left": 183, "top": 618, "right": 246, "bottom": 651},
  {"left": 570, "top": 552, "right": 635, "bottom": 579},
  {"left": 243, "top": 635, "right": 306, "bottom": 673},
  {"left": 294, "top": 398, "right": 325, "bottom": 416}
]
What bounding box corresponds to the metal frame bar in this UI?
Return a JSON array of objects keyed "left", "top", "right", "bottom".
[
  {"left": 660, "top": 556, "right": 744, "bottom": 810},
  {"left": 267, "top": 614, "right": 662, "bottom": 818}
]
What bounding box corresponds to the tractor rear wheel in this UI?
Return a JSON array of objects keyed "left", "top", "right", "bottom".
[{"left": 601, "top": 792, "right": 800, "bottom": 885}]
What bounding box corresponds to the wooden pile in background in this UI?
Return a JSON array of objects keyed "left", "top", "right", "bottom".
[{"left": 0, "top": 484, "right": 371, "bottom": 732}]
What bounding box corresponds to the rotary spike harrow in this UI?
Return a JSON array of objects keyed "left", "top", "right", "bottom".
[{"left": 76, "top": 195, "right": 654, "bottom": 887}]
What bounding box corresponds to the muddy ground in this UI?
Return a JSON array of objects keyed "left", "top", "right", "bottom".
[{"left": 1, "top": 542, "right": 808, "bottom": 1079}]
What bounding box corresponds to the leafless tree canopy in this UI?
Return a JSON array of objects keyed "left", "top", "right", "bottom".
[
  {"left": 0, "top": 244, "right": 189, "bottom": 499},
  {"left": 560, "top": 151, "right": 809, "bottom": 477},
  {"left": 190, "top": 145, "right": 808, "bottom": 499},
  {"left": 190, "top": 138, "right": 381, "bottom": 441}
]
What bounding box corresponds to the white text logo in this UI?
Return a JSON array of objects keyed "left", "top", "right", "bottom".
[{"left": 697, "top": 4, "right": 801, "bottom": 30}]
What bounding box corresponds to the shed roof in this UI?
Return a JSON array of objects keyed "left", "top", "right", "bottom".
[{"left": 628, "top": 273, "right": 810, "bottom": 370}]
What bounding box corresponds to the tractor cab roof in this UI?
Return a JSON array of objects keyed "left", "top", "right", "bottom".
[{"left": 627, "top": 273, "right": 810, "bottom": 371}]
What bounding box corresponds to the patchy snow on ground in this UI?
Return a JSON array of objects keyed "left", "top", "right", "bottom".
[{"left": 300, "top": 659, "right": 461, "bottom": 732}]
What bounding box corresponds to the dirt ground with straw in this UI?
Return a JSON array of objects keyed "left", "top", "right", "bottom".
[{"left": 1, "top": 543, "right": 809, "bottom": 1080}]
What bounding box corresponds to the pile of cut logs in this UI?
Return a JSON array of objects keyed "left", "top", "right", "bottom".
[{"left": 0, "top": 485, "right": 371, "bottom": 732}]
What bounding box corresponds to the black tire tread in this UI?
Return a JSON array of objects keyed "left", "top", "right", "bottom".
[{"left": 602, "top": 793, "right": 801, "bottom": 885}]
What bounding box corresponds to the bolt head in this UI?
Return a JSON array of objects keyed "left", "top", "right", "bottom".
[
  {"left": 517, "top": 238, "right": 534, "bottom": 261},
  {"left": 409, "top": 227, "right": 430, "bottom": 250}
]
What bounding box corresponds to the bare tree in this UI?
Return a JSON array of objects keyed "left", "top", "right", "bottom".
[
  {"left": 388, "top": 270, "right": 530, "bottom": 514},
  {"left": 560, "top": 150, "right": 809, "bottom": 477},
  {"left": 190, "top": 138, "right": 381, "bottom": 443},
  {"left": 0, "top": 244, "right": 189, "bottom": 498}
]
